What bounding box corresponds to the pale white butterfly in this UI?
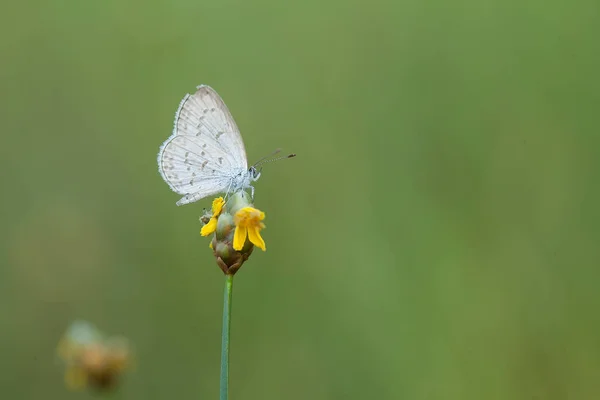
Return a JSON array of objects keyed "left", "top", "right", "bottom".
[{"left": 158, "top": 85, "right": 269, "bottom": 206}]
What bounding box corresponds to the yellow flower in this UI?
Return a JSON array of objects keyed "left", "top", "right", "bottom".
[
  {"left": 233, "top": 207, "right": 266, "bottom": 251},
  {"left": 200, "top": 197, "right": 225, "bottom": 236}
]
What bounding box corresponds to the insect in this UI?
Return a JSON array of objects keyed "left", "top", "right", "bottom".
[{"left": 157, "top": 85, "right": 293, "bottom": 206}]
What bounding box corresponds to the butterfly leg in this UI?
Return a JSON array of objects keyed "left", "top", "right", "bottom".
[
  {"left": 249, "top": 185, "right": 255, "bottom": 201},
  {"left": 223, "top": 179, "right": 235, "bottom": 202}
]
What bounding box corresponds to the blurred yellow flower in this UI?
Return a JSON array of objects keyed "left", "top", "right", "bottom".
[
  {"left": 201, "top": 197, "right": 225, "bottom": 236},
  {"left": 233, "top": 207, "right": 266, "bottom": 251},
  {"left": 57, "top": 321, "right": 132, "bottom": 391}
]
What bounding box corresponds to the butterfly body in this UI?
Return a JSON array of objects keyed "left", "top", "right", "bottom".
[{"left": 157, "top": 85, "right": 258, "bottom": 206}]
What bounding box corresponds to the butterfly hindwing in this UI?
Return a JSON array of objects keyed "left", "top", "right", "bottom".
[{"left": 159, "top": 135, "right": 237, "bottom": 198}]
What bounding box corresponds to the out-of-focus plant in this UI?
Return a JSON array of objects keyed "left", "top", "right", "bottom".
[{"left": 57, "top": 320, "right": 133, "bottom": 392}]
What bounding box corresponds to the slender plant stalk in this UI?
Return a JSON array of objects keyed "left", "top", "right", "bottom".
[{"left": 220, "top": 274, "right": 234, "bottom": 400}]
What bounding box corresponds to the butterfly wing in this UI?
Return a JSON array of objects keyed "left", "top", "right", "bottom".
[
  {"left": 173, "top": 85, "right": 247, "bottom": 167},
  {"left": 159, "top": 135, "right": 242, "bottom": 205},
  {"left": 158, "top": 85, "right": 248, "bottom": 205}
]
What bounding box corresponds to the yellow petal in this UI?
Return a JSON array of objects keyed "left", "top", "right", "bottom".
[
  {"left": 200, "top": 217, "right": 218, "bottom": 236},
  {"left": 212, "top": 197, "right": 225, "bottom": 216},
  {"left": 247, "top": 226, "right": 266, "bottom": 251},
  {"left": 233, "top": 225, "right": 247, "bottom": 251},
  {"left": 65, "top": 366, "right": 87, "bottom": 390},
  {"left": 235, "top": 207, "right": 264, "bottom": 221},
  {"left": 209, "top": 241, "right": 213, "bottom": 249}
]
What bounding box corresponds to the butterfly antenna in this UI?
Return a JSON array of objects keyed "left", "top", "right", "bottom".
[
  {"left": 252, "top": 148, "right": 281, "bottom": 166},
  {"left": 253, "top": 149, "right": 296, "bottom": 167}
]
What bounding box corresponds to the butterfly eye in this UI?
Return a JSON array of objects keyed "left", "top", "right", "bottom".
[{"left": 248, "top": 166, "right": 260, "bottom": 180}]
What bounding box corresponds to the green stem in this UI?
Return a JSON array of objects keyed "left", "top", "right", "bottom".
[{"left": 220, "top": 274, "right": 234, "bottom": 400}]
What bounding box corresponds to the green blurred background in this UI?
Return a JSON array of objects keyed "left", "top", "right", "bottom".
[{"left": 1, "top": 0, "right": 600, "bottom": 398}]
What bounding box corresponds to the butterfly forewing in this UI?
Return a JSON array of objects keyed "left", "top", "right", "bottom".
[{"left": 174, "top": 85, "right": 247, "bottom": 166}]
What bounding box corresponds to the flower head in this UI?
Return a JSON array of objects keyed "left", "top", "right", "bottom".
[{"left": 200, "top": 191, "right": 266, "bottom": 275}]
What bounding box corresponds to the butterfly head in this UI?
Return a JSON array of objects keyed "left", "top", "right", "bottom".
[{"left": 248, "top": 166, "right": 261, "bottom": 182}]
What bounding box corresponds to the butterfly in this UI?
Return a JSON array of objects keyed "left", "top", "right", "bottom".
[{"left": 157, "top": 85, "right": 261, "bottom": 206}]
